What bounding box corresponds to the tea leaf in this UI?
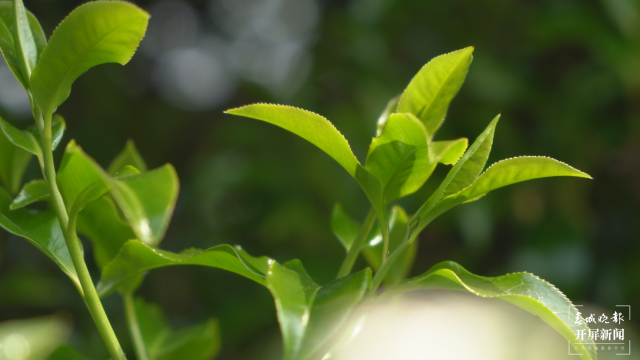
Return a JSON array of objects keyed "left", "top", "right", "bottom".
[
  {"left": 12, "top": 0, "right": 38, "bottom": 81},
  {"left": 0, "top": 186, "right": 80, "bottom": 291},
  {"left": 375, "top": 95, "right": 399, "bottom": 136},
  {"left": 30, "top": 1, "right": 149, "bottom": 117},
  {"left": 134, "top": 297, "right": 221, "bottom": 360},
  {"left": 0, "top": 123, "right": 31, "bottom": 194},
  {"left": 0, "top": 1, "right": 46, "bottom": 89},
  {"left": 331, "top": 203, "right": 360, "bottom": 251},
  {"left": 385, "top": 261, "right": 596, "bottom": 360},
  {"left": 97, "top": 240, "right": 269, "bottom": 297},
  {"left": 449, "top": 156, "right": 592, "bottom": 202},
  {"left": 108, "top": 140, "right": 148, "bottom": 176},
  {"left": 267, "top": 260, "right": 370, "bottom": 360},
  {"left": 0, "top": 115, "right": 40, "bottom": 156},
  {"left": 397, "top": 47, "right": 474, "bottom": 135},
  {"left": 431, "top": 138, "right": 468, "bottom": 165},
  {"left": 10, "top": 179, "right": 49, "bottom": 210}
]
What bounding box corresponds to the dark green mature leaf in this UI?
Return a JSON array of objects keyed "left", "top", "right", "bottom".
[
  {"left": 267, "top": 260, "right": 371, "bottom": 360},
  {"left": 97, "top": 240, "right": 270, "bottom": 297},
  {"left": 30, "top": 1, "right": 149, "bottom": 117},
  {"left": 0, "top": 314, "right": 71, "bottom": 360},
  {"left": 135, "top": 297, "right": 221, "bottom": 360},
  {"left": 385, "top": 261, "right": 596, "bottom": 360},
  {"left": 10, "top": 179, "right": 49, "bottom": 210},
  {"left": 226, "top": 104, "right": 389, "bottom": 247},
  {"left": 0, "top": 188, "right": 80, "bottom": 291},
  {"left": 331, "top": 204, "right": 360, "bottom": 251},
  {"left": 48, "top": 345, "right": 91, "bottom": 360},
  {"left": 0, "top": 1, "right": 46, "bottom": 89},
  {"left": 0, "top": 123, "right": 31, "bottom": 194},
  {"left": 108, "top": 140, "right": 148, "bottom": 176},
  {"left": 58, "top": 141, "right": 179, "bottom": 246},
  {"left": 396, "top": 47, "right": 474, "bottom": 135}
]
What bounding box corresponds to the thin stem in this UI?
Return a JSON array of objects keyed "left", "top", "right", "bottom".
[
  {"left": 368, "top": 230, "right": 418, "bottom": 297},
  {"left": 124, "top": 292, "right": 149, "bottom": 360},
  {"left": 336, "top": 208, "right": 376, "bottom": 279},
  {"left": 40, "top": 112, "right": 125, "bottom": 360}
]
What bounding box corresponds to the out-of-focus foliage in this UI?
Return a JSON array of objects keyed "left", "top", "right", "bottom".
[{"left": 0, "top": 0, "right": 637, "bottom": 359}]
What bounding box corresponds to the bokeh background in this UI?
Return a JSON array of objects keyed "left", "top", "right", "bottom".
[{"left": 0, "top": 0, "right": 638, "bottom": 358}]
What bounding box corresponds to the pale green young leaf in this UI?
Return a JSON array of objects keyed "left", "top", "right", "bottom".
[
  {"left": 10, "top": 179, "right": 49, "bottom": 210},
  {"left": 0, "top": 1, "right": 46, "bottom": 89},
  {"left": 30, "top": 1, "right": 149, "bottom": 117},
  {"left": 384, "top": 261, "right": 596, "bottom": 360},
  {"left": 375, "top": 95, "right": 399, "bottom": 136},
  {"left": 266, "top": 260, "right": 371, "bottom": 360},
  {"left": 226, "top": 103, "right": 389, "bottom": 252},
  {"left": 431, "top": 138, "right": 468, "bottom": 165},
  {"left": 397, "top": 47, "right": 474, "bottom": 135},
  {"left": 365, "top": 113, "right": 428, "bottom": 189},
  {"left": 0, "top": 186, "right": 80, "bottom": 291},
  {"left": 108, "top": 139, "right": 148, "bottom": 176},
  {"left": 97, "top": 240, "right": 270, "bottom": 297},
  {"left": 331, "top": 203, "right": 360, "bottom": 251},
  {"left": 0, "top": 124, "right": 31, "bottom": 194},
  {"left": 449, "top": 156, "right": 592, "bottom": 202},
  {"left": 134, "top": 297, "right": 221, "bottom": 360},
  {"left": 12, "top": 0, "right": 37, "bottom": 81}
]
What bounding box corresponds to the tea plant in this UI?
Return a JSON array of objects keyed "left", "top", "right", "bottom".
[{"left": 0, "top": 1, "right": 596, "bottom": 359}]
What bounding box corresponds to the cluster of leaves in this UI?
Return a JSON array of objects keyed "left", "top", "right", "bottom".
[{"left": 0, "top": 1, "right": 597, "bottom": 360}]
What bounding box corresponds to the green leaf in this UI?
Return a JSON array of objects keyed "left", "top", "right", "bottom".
[
  {"left": 365, "top": 113, "right": 429, "bottom": 198},
  {"left": 375, "top": 95, "right": 399, "bottom": 136},
  {"left": 267, "top": 260, "right": 371, "bottom": 360},
  {"left": 48, "top": 345, "right": 91, "bottom": 360},
  {"left": 396, "top": 47, "right": 474, "bottom": 135},
  {"left": 0, "top": 314, "right": 71, "bottom": 360},
  {"left": 97, "top": 240, "right": 270, "bottom": 298},
  {"left": 385, "top": 261, "right": 596, "bottom": 360},
  {"left": 10, "top": 179, "right": 49, "bottom": 210},
  {"left": 0, "top": 186, "right": 81, "bottom": 291},
  {"left": 12, "top": 0, "right": 38, "bottom": 81},
  {"left": 0, "top": 1, "right": 46, "bottom": 89},
  {"left": 331, "top": 203, "right": 360, "bottom": 251},
  {"left": 135, "top": 297, "right": 221, "bottom": 360},
  {"left": 108, "top": 139, "right": 148, "bottom": 176},
  {"left": 0, "top": 122, "right": 31, "bottom": 194},
  {"left": 58, "top": 141, "right": 179, "bottom": 246},
  {"left": 226, "top": 104, "right": 389, "bottom": 251},
  {"left": 431, "top": 138, "right": 468, "bottom": 165},
  {"left": 0, "top": 114, "right": 65, "bottom": 170},
  {"left": 30, "top": 1, "right": 149, "bottom": 117},
  {"left": 362, "top": 206, "right": 416, "bottom": 286},
  {"left": 449, "top": 156, "right": 592, "bottom": 202}
]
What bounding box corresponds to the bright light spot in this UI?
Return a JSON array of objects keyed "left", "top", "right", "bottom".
[
  {"left": 368, "top": 235, "right": 382, "bottom": 247},
  {"left": 140, "top": 219, "right": 151, "bottom": 237},
  {"left": 2, "top": 333, "right": 30, "bottom": 360}
]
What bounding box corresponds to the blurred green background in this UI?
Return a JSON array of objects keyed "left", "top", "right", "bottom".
[{"left": 0, "top": 0, "right": 638, "bottom": 358}]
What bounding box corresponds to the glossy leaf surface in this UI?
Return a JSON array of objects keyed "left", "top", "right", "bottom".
[
  {"left": 0, "top": 1, "right": 46, "bottom": 89},
  {"left": 30, "top": 1, "right": 149, "bottom": 117},
  {"left": 0, "top": 314, "right": 70, "bottom": 360},
  {"left": 396, "top": 47, "right": 474, "bottom": 135},
  {"left": 450, "top": 156, "right": 591, "bottom": 202},
  {"left": 0, "top": 115, "right": 65, "bottom": 170},
  {"left": 267, "top": 260, "right": 371, "bottom": 360},
  {"left": 10, "top": 179, "right": 49, "bottom": 210},
  {"left": 12, "top": 0, "right": 37, "bottom": 81},
  {"left": 0, "top": 186, "right": 80, "bottom": 290},
  {"left": 108, "top": 140, "right": 148, "bottom": 176},
  {"left": 97, "top": 240, "right": 269, "bottom": 297},
  {"left": 386, "top": 261, "right": 595, "bottom": 360},
  {"left": 135, "top": 297, "right": 221, "bottom": 360}
]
